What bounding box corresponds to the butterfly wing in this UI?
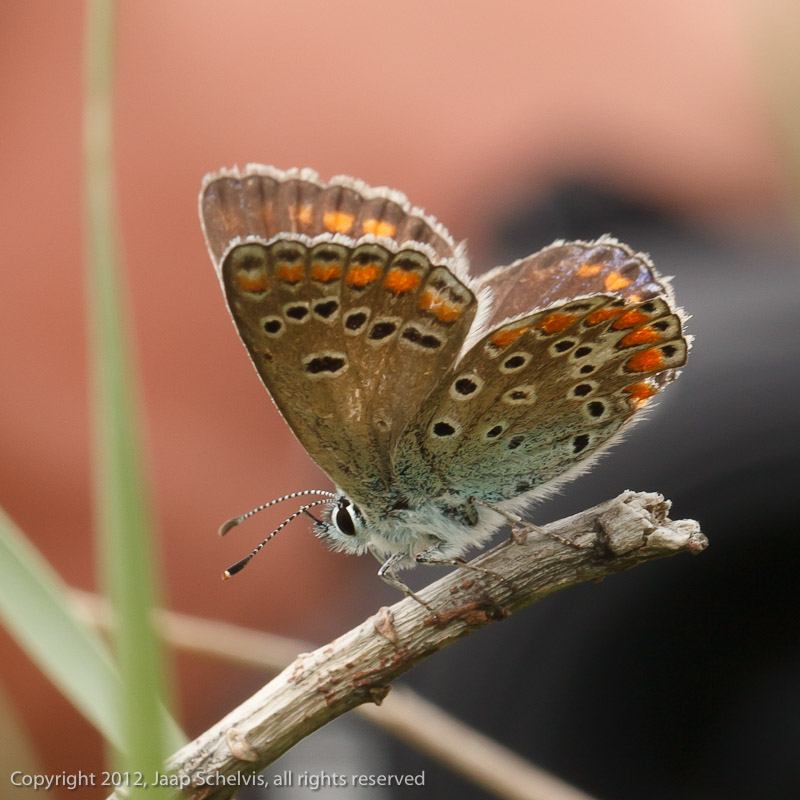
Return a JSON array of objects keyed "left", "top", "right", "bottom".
[
  {"left": 393, "top": 240, "right": 689, "bottom": 504},
  {"left": 201, "top": 165, "right": 459, "bottom": 264},
  {"left": 473, "top": 236, "right": 671, "bottom": 329},
  {"left": 201, "top": 165, "right": 478, "bottom": 511}
]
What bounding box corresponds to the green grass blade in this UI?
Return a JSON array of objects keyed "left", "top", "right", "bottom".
[
  {"left": 0, "top": 510, "right": 185, "bottom": 755},
  {"left": 0, "top": 509, "right": 124, "bottom": 749},
  {"left": 84, "top": 0, "right": 181, "bottom": 786}
]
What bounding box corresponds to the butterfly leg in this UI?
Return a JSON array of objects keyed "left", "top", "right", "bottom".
[
  {"left": 376, "top": 550, "right": 436, "bottom": 613},
  {"left": 473, "top": 499, "right": 589, "bottom": 550},
  {"left": 414, "top": 545, "right": 516, "bottom": 594}
]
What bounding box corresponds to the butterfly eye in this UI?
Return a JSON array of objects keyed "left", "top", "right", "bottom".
[{"left": 334, "top": 498, "right": 358, "bottom": 536}]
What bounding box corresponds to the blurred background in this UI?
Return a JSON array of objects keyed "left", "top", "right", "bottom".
[{"left": 1, "top": 1, "right": 798, "bottom": 798}]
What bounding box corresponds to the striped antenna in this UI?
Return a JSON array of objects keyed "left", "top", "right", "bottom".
[
  {"left": 222, "top": 499, "right": 330, "bottom": 580},
  {"left": 219, "top": 489, "right": 336, "bottom": 536}
]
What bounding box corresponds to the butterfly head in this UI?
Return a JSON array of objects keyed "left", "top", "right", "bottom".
[{"left": 314, "top": 493, "right": 370, "bottom": 555}]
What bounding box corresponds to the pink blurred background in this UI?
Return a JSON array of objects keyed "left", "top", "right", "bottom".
[{"left": 1, "top": 1, "right": 796, "bottom": 797}]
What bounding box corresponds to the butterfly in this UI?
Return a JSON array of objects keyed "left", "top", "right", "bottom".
[{"left": 200, "top": 165, "right": 689, "bottom": 595}]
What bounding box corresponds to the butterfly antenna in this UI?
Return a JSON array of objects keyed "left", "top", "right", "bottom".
[
  {"left": 218, "top": 489, "right": 335, "bottom": 536},
  {"left": 302, "top": 507, "right": 322, "bottom": 523},
  {"left": 222, "top": 499, "right": 330, "bottom": 580}
]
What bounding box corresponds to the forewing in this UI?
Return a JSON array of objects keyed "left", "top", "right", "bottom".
[
  {"left": 202, "top": 167, "right": 477, "bottom": 511},
  {"left": 201, "top": 165, "right": 459, "bottom": 265},
  {"left": 474, "top": 236, "right": 670, "bottom": 331}
]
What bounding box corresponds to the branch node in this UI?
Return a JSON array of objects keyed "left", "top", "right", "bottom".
[
  {"left": 592, "top": 517, "right": 614, "bottom": 558},
  {"left": 510, "top": 524, "right": 530, "bottom": 544},
  {"left": 225, "top": 728, "right": 259, "bottom": 762},
  {"left": 367, "top": 685, "right": 391, "bottom": 706},
  {"left": 372, "top": 606, "right": 399, "bottom": 645}
]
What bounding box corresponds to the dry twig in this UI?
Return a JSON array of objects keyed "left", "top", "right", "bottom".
[
  {"left": 71, "top": 597, "right": 596, "bottom": 800},
  {"left": 102, "top": 491, "right": 705, "bottom": 800}
]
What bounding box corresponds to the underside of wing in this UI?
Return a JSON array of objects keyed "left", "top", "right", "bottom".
[
  {"left": 394, "top": 290, "right": 689, "bottom": 505},
  {"left": 201, "top": 164, "right": 461, "bottom": 269},
  {"left": 202, "top": 167, "right": 480, "bottom": 510},
  {"left": 473, "top": 236, "right": 673, "bottom": 334}
]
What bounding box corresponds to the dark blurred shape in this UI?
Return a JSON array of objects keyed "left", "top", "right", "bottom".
[
  {"left": 496, "top": 179, "right": 674, "bottom": 252},
  {"left": 388, "top": 180, "right": 800, "bottom": 799}
]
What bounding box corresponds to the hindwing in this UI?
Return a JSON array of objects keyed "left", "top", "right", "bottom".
[{"left": 394, "top": 241, "right": 689, "bottom": 503}]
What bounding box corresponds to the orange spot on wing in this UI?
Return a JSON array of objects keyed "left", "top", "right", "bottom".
[
  {"left": 490, "top": 326, "right": 529, "bottom": 348},
  {"left": 435, "top": 304, "right": 462, "bottom": 322},
  {"left": 323, "top": 210, "right": 355, "bottom": 233},
  {"left": 577, "top": 263, "right": 604, "bottom": 277},
  {"left": 625, "top": 381, "right": 659, "bottom": 399},
  {"left": 604, "top": 271, "right": 632, "bottom": 291},
  {"left": 384, "top": 269, "right": 422, "bottom": 294},
  {"left": 624, "top": 380, "right": 659, "bottom": 409},
  {"left": 612, "top": 309, "right": 650, "bottom": 330},
  {"left": 619, "top": 326, "right": 661, "bottom": 348},
  {"left": 536, "top": 312, "right": 578, "bottom": 334},
  {"left": 311, "top": 262, "right": 342, "bottom": 282},
  {"left": 419, "top": 290, "right": 463, "bottom": 322},
  {"left": 291, "top": 204, "right": 313, "bottom": 225},
  {"left": 275, "top": 264, "right": 304, "bottom": 284},
  {"left": 236, "top": 273, "right": 267, "bottom": 292},
  {"left": 346, "top": 263, "right": 382, "bottom": 287},
  {"left": 363, "top": 218, "right": 397, "bottom": 237},
  {"left": 626, "top": 348, "right": 665, "bottom": 373},
  {"left": 584, "top": 307, "right": 626, "bottom": 326},
  {"left": 419, "top": 290, "right": 435, "bottom": 311}
]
